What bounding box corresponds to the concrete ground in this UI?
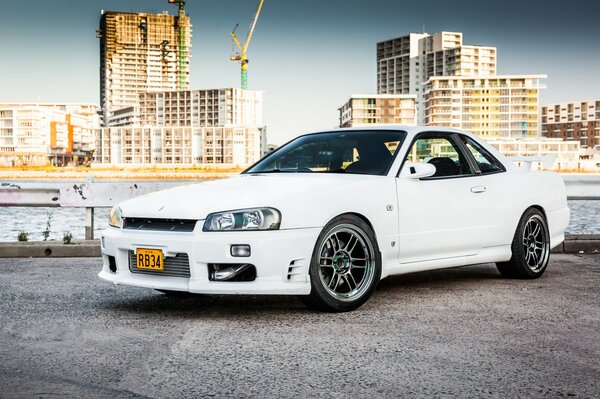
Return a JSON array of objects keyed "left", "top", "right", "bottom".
[{"left": 0, "top": 255, "right": 598, "bottom": 398}]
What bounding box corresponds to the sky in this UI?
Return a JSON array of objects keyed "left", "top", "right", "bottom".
[{"left": 0, "top": 0, "right": 599, "bottom": 144}]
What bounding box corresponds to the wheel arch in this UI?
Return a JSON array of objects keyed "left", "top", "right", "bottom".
[
  {"left": 510, "top": 204, "right": 548, "bottom": 238},
  {"left": 526, "top": 204, "right": 547, "bottom": 220},
  {"left": 509, "top": 205, "right": 548, "bottom": 240},
  {"left": 330, "top": 212, "right": 376, "bottom": 238}
]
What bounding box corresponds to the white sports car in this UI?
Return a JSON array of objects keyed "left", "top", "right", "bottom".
[{"left": 99, "top": 127, "right": 570, "bottom": 312}]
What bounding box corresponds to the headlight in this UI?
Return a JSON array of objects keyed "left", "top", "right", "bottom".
[
  {"left": 109, "top": 206, "right": 122, "bottom": 228},
  {"left": 203, "top": 208, "right": 281, "bottom": 231}
]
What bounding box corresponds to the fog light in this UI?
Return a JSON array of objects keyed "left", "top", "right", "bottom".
[
  {"left": 101, "top": 236, "right": 106, "bottom": 249},
  {"left": 230, "top": 244, "right": 251, "bottom": 257}
]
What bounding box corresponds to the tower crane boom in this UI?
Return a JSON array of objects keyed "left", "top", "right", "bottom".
[{"left": 230, "top": 0, "right": 265, "bottom": 90}]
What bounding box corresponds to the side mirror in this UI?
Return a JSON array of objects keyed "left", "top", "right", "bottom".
[{"left": 402, "top": 162, "right": 436, "bottom": 179}]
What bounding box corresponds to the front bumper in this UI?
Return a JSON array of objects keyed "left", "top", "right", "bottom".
[{"left": 98, "top": 225, "right": 321, "bottom": 295}]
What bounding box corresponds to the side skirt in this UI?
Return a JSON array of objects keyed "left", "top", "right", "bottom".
[{"left": 381, "top": 245, "right": 512, "bottom": 278}]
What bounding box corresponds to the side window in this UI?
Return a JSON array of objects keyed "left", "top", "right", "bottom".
[
  {"left": 460, "top": 136, "right": 505, "bottom": 174},
  {"left": 405, "top": 135, "right": 473, "bottom": 178}
]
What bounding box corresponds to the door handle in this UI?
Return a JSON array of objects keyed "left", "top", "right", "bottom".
[{"left": 471, "top": 185, "right": 487, "bottom": 193}]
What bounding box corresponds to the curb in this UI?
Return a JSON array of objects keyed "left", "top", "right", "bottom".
[
  {"left": 0, "top": 240, "right": 101, "bottom": 258},
  {"left": 551, "top": 235, "right": 600, "bottom": 254}
]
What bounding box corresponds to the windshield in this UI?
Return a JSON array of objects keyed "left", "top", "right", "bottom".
[{"left": 245, "top": 130, "right": 406, "bottom": 176}]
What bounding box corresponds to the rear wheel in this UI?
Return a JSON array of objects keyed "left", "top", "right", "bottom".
[
  {"left": 300, "top": 215, "right": 381, "bottom": 312},
  {"left": 496, "top": 208, "right": 550, "bottom": 279}
]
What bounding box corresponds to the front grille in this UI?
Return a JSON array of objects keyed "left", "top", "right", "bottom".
[
  {"left": 123, "top": 218, "right": 197, "bottom": 232},
  {"left": 129, "top": 251, "right": 191, "bottom": 277}
]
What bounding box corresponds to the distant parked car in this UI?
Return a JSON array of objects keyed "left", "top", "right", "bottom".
[{"left": 99, "top": 127, "right": 570, "bottom": 312}]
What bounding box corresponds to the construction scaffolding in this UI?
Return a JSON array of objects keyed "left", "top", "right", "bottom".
[{"left": 97, "top": 10, "right": 192, "bottom": 124}]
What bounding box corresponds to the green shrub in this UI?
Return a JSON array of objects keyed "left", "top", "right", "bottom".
[
  {"left": 42, "top": 211, "right": 53, "bottom": 241},
  {"left": 17, "top": 231, "right": 28, "bottom": 242},
  {"left": 63, "top": 232, "right": 73, "bottom": 245}
]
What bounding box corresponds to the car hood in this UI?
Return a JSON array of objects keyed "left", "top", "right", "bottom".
[{"left": 118, "top": 173, "right": 383, "bottom": 227}]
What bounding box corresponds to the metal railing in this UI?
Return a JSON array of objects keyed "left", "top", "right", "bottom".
[
  {"left": 0, "top": 180, "right": 193, "bottom": 239},
  {"left": 1, "top": 176, "right": 599, "bottom": 240}
]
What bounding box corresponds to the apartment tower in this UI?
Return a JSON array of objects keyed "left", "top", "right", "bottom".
[
  {"left": 0, "top": 103, "right": 99, "bottom": 166},
  {"left": 542, "top": 100, "right": 600, "bottom": 149},
  {"left": 97, "top": 10, "right": 192, "bottom": 125},
  {"left": 424, "top": 75, "right": 546, "bottom": 138},
  {"left": 377, "top": 32, "right": 497, "bottom": 123}
]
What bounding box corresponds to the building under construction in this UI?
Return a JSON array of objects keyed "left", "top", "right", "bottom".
[{"left": 97, "top": 9, "right": 192, "bottom": 125}]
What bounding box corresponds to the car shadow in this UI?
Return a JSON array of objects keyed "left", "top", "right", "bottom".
[
  {"left": 101, "top": 291, "right": 307, "bottom": 317},
  {"left": 377, "top": 263, "right": 502, "bottom": 291},
  {"left": 98, "top": 263, "right": 504, "bottom": 317}
]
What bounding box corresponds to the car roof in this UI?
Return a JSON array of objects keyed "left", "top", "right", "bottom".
[{"left": 332, "top": 125, "right": 477, "bottom": 137}]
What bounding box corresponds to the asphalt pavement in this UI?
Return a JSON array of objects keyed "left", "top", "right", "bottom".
[{"left": 0, "top": 254, "right": 598, "bottom": 398}]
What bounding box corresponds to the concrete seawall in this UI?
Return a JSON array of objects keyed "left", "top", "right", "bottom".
[
  {"left": 562, "top": 174, "right": 600, "bottom": 199},
  {"left": 0, "top": 241, "right": 101, "bottom": 258},
  {"left": 0, "top": 235, "right": 597, "bottom": 258}
]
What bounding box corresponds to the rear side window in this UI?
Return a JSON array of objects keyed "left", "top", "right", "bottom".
[{"left": 460, "top": 136, "right": 505, "bottom": 174}]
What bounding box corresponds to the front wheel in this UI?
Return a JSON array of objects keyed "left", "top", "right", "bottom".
[
  {"left": 300, "top": 214, "right": 381, "bottom": 312},
  {"left": 496, "top": 208, "right": 550, "bottom": 279}
]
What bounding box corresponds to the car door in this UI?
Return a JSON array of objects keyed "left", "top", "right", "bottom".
[
  {"left": 457, "top": 134, "right": 514, "bottom": 248},
  {"left": 395, "top": 132, "right": 490, "bottom": 263}
]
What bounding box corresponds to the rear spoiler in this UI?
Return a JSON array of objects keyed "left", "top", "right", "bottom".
[{"left": 507, "top": 155, "right": 557, "bottom": 170}]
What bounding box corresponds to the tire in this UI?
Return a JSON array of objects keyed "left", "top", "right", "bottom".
[
  {"left": 496, "top": 208, "right": 550, "bottom": 279},
  {"left": 300, "top": 214, "right": 381, "bottom": 312}
]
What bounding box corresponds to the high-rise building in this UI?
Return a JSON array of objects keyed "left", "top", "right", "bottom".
[
  {"left": 97, "top": 10, "right": 192, "bottom": 124},
  {"left": 377, "top": 32, "right": 497, "bottom": 122},
  {"left": 137, "top": 88, "right": 263, "bottom": 128},
  {"left": 0, "top": 103, "right": 99, "bottom": 166},
  {"left": 338, "top": 94, "right": 417, "bottom": 128},
  {"left": 541, "top": 100, "right": 600, "bottom": 149},
  {"left": 424, "top": 75, "right": 546, "bottom": 138},
  {"left": 94, "top": 126, "right": 264, "bottom": 166},
  {"left": 94, "top": 88, "right": 266, "bottom": 166}
]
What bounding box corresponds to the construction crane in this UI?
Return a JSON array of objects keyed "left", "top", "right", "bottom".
[
  {"left": 230, "top": 0, "right": 265, "bottom": 90},
  {"left": 167, "top": 0, "right": 187, "bottom": 90}
]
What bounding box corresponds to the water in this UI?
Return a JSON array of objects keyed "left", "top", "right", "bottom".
[
  {"left": 0, "top": 201, "right": 597, "bottom": 242},
  {"left": 0, "top": 207, "right": 110, "bottom": 242},
  {"left": 566, "top": 200, "right": 600, "bottom": 234}
]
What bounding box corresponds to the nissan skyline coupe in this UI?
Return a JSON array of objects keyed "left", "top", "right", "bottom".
[{"left": 99, "top": 127, "right": 570, "bottom": 312}]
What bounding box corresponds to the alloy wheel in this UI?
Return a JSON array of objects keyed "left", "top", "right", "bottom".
[
  {"left": 522, "top": 215, "right": 549, "bottom": 272},
  {"left": 317, "top": 224, "right": 376, "bottom": 302}
]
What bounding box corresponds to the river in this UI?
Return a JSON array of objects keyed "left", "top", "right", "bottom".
[{"left": 0, "top": 200, "right": 597, "bottom": 242}]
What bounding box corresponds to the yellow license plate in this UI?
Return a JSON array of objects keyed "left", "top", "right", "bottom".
[{"left": 136, "top": 248, "right": 164, "bottom": 271}]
